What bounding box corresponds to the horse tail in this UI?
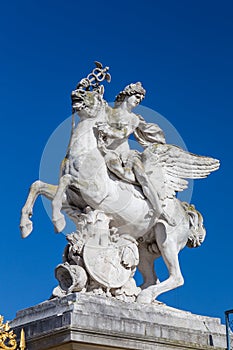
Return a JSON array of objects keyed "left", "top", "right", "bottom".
[{"left": 182, "top": 202, "right": 206, "bottom": 248}]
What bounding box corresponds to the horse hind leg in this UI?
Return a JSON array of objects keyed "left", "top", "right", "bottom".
[
  {"left": 137, "top": 241, "right": 160, "bottom": 290},
  {"left": 20, "top": 180, "right": 58, "bottom": 238},
  {"left": 137, "top": 223, "right": 184, "bottom": 303}
]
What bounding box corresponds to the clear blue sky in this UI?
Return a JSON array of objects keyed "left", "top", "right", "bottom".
[{"left": 0, "top": 0, "right": 232, "bottom": 324}]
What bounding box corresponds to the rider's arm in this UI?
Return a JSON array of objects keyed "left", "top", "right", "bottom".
[{"left": 96, "top": 121, "right": 134, "bottom": 139}]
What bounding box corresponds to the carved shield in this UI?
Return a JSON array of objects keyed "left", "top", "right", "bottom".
[{"left": 83, "top": 236, "right": 135, "bottom": 289}]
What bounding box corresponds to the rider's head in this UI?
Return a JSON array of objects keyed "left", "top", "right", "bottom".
[{"left": 114, "top": 82, "right": 146, "bottom": 109}]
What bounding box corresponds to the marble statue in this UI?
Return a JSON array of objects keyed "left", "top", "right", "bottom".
[{"left": 20, "top": 62, "right": 220, "bottom": 303}]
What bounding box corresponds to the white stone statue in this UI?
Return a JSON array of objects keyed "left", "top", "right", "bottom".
[
  {"left": 20, "top": 62, "right": 220, "bottom": 304},
  {"left": 97, "top": 82, "right": 175, "bottom": 225}
]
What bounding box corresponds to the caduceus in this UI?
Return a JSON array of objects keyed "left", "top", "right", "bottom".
[{"left": 76, "top": 61, "right": 111, "bottom": 90}]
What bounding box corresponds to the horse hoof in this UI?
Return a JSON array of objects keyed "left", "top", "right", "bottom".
[
  {"left": 20, "top": 220, "right": 33, "bottom": 238},
  {"left": 137, "top": 289, "right": 154, "bottom": 304},
  {"left": 53, "top": 215, "right": 66, "bottom": 233}
]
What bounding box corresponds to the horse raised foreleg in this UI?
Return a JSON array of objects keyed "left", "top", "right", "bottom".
[
  {"left": 20, "top": 181, "right": 58, "bottom": 238},
  {"left": 52, "top": 174, "right": 77, "bottom": 233},
  {"left": 137, "top": 223, "right": 184, "bottom": 303}
]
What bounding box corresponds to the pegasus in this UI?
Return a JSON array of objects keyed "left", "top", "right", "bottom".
[{"left": 20, "top": 86, "right": 219, "bottom": 303}]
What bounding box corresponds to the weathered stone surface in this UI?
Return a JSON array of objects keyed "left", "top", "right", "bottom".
[
  {"left": 11, "top": 293, "right": 226, "bottom": 350},
  {"left": 20, "top": 62, "right": 220, "bottom": 304}
]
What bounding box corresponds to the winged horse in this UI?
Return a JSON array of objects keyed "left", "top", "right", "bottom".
[{"left": 20, "top": 86, "right": 219, "bottom": 303}]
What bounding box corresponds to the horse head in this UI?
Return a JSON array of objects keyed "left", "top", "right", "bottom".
[{"left": 71, "top": 88, "right": 105, "bottom": 119}]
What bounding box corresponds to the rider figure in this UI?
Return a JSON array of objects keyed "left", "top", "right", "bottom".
[{"left": 97, "top": 82, "right": 175, "bottom": 226}]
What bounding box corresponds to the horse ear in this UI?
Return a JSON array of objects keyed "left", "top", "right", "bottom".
[
  {"left": 100, "top": 85, "right": 104, "bottom": 95},
  {"left": 93, "top": 85, "right": 104, "bottom": 96}
]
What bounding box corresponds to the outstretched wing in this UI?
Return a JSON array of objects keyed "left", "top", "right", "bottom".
[{"left": 142, "top": 143, "right": 220, "bottom": 199}]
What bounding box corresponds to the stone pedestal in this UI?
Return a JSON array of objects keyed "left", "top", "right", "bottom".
[{"left": 11, "top": 293, "right": 226, "bottom": 350}]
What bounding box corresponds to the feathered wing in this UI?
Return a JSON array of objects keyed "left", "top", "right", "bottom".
[{"left": 142, "top": 144, "right": 220, "bottom": 199}]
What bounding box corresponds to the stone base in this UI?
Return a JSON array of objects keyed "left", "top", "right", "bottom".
[{"left": 11, "top": 293, "right": 226, "bottom": 350}]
